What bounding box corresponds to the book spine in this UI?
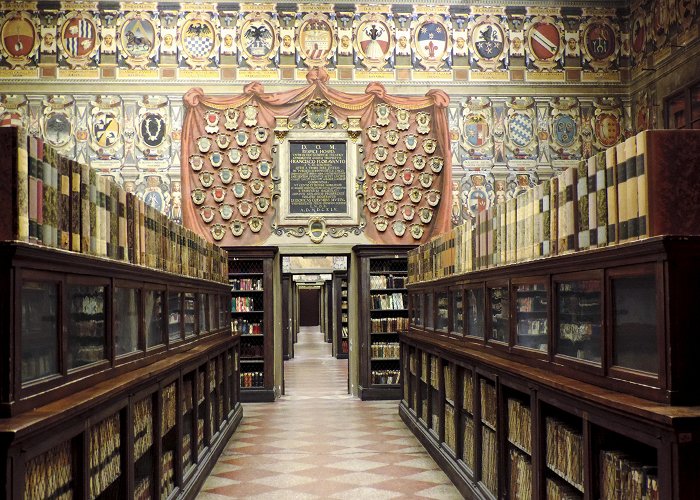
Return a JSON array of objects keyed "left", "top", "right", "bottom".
[
  {"left": 625, "top": 136, "right": 639, "bottom": 241},
  {"left": 478, "top": 210, "right": 487, "bottom": 270},
  {"left": 28, "top": 136, "right": 38, "bottom": 244},
  {"left": 516, "top": 193, "right": 525, "bottom": 263},
  {"left": 118, "top": 186, "right": 127, "bottom": 261},
  {"left": 42, "top": 143, "right": 55, "bottom": 247},
  {"left": 126, "top": 192, "right": 134, "bottom": 264},
  {"left": 486, "top": 207, "right": 494, "bottom": 268},
  {"left": 595, "top": 152, "right": 608, "bottom": 247},
  {"left": 70, "top": 160, "right": 81, "bottom": 252},
  {"left": 549, "top": 176, "right": 559, "bottom": 255},
  {"left": 615, "top": 142, "right": 628, "bottom": 243},
  {"left": 559, "top": 168, "right": 576, "bottom": 254},
  {"left": 0, "top": 128, "right": 25, "bottom": 241},
  {"left": 58, "top": 156, "right": 70, "bottom": 250},
  {"left": 577, "top": 160, "right": 590, "bottom": 250},
  {"left": 101, "top": 175, "right": 108, "bottom": 257},
  {"left": 636, "top": 130, "right": 648, "bottom": 239},
  {"left": 50, "top": 150, "right": 59, "bottom": 247},
  {"left": 110, "top": 182, "right": 119, "bottom": 260},
  {"left": 541, "top": 179, "right": 551, "bottom": 257},
  {"left": 605, "top": 147, "right": 617, "bottom": 245},
  {"left": 587, "top": 156, "right": 598, "bottom": 248},
  {"left": 499, "top": 201, "right": 507, "bottom": 264},
  {"left": 35, "top": 138, "right": 44, "bottom": 245},
  {"left": 89, "top": 169, "right": 97, "bottom": 255},
  {"left": 139, "top": 200, "right": 146, "bottom": 267},
  {"left": 80, "top": 163, "right": 90, "bottom": 254}
]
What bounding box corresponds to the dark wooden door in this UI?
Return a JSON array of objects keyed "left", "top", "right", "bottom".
[{"left": 299, "top": 288, "right": 320, "bottom": 327}]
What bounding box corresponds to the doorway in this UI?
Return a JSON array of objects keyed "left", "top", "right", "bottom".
[{"left": 298, "top": 287, "right": 320, "bottom": 327}]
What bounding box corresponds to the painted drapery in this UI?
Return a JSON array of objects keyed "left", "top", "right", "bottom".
[{"left": 182, "top": 68, "right": 451, "bottom": 246}]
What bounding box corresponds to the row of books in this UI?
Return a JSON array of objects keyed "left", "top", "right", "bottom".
[
  {"left": 341, "top": 326, "right": 348, "bottom": 338},
  {"left": 89, "top": 413, "right": 121, "bottom": 498},
  {"left": 601, "top": 450, "right": 659, "bottom": 500},
  {"left": 507, "top": 398, "right": 532, "bottom": 454},
  {"left": 134, "top": 477, "right": 151, "bottom": 500},
  {"left": 161, "top": 383, "right": 177, "bottom": 437},
  {"left": 161, "top": 450, "right": 175, "bottom": 498},
  {"left": 371, "top": 369, "right": 400, "bottom": 384},
  {"left": 230, "top": 278, "right": 263, "bottom": 291},
  {"left": 445, "top": 404, "right": 456, "bottom": 453},
  {"left": 546, "top": 477, "right": 582, "bottom": 500},
  {"left": 463, "top": 370, "right": 474, "bottom": 412},
  {"left": 421, "top": 352, "right": 429, "bottom": 382},
  {"left": 408, "top": 130, "right": 700, "bottom": 284},
  {"left": 183, "top": 379, "right": 194, "bottom": 415},
  {"left": 371, "top": 292, "right": 406, "bottom": 310},
  {"left": 232, "top": 296, "right": 259, "bottom": 312},
  {"left": 463, "top": 415, "right": 475, "bottom": 470},
  {"left": 198, "top": 371, "right": 205, "bottom": 404},
  {"left": 480, "top": 379, "right": 497, "bottom": 429},
  {"left": 341, "top": 338, "right": 349, "bottom": 353},
  {"left": 370, "top": 274, "right": 407, "bottom": 289},
  {"left": 21, "top": 350, "right": 55, "bottom": 384},
  {"left": 183, "top": 431, "right": 193, "bottom": 472},
  {"left": 444, "top": 364, "right": 455, "bottom": 403},
  {"left": 241, "top": 371, "right": 264, "bottom": 387},
  {"left": 0, "top": 127, "right": 229, "bottom": 283},
  {"left": 509, "top": 448, "right": 533, "bottom": 500},
  {"left": 370, "top": 342, "right": 400, "bottom": 359},
  {"left": 239, "top": 324, "right": 264, "bottom": 342},
  {"left": 24, "top": 440, "right": 73, "bottom": 500},
  {"left": 241, "top": 343, "right": 265, "bottom": 358},
  {"left": 370, "top": 316, "right": 409, "bottom": 332},
  {"left": 430, "top": 355, "right": 440, "bottom": 390},
  {"left": 546, "top": 417, "right": 584, "bottom": 491},
  {"left": 481, "top": 426, "right": 498, "bottom": 495},
  {"left": 133, "top": 397, "right": 153, "bottom": 461}
]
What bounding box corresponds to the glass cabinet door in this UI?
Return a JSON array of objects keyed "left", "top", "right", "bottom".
[
  {"left": 489, "top": 286, "right": 509, "bottom": 343},
  {"left": 168, "top": 292, "right": 182, "bottom": 342},
  {"left": 67, "top": 284, "right": 107, "bottom": 369},
  {"left": 450, "top": 289, "right": 464, "bottom": 336},
  {"left": 466, "top": 287, "right": 485, "bottom": 338},
  {"left": 555, "top": 279, "right": 602, "bottom": 364},
  {"left": 115, "top": 287, "right": 140, "bottom": 356},
  {"left": 21, "top": 281, "right": 59, "bottom": 383},
  {"left": 611, "top": 272, "right": 658, "bottom": 374},
  {"left": 436, "top": 291, "right": 449, "bottom": 332},
  {"left": 145, "top": 290, "right": 164, "bottom": 349},
  {"left": 184, "top": 292, "right": 196, "bottom": 338},
  {"left": 198, "top": 293, "right": 207, "bottom": 334},
  {"left": 514, "top": 282, "right": 548, "bottom": 352}
]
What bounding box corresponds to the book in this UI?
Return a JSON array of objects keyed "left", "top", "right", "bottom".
[
  {"left": 70, "top": 159, "right": 81, "bottom": 251},
  {"left": 0, "top": 128, "right": 28, "bottom": 242},
  {"left": 558, "top": 168, "right": 576, "bottom": 254},
  {"left": 118, "top": 186, "right": 127, "bottom": 261},
  {"left": 110, "top": 180, "right": 119, "bottom": 260},
  {"left": 506, "top": 197, "right": 517, "bottom": 263},
  {"left": 89, "top": 168, "right": 97, "bottom": 255},
  {"left": 28, "top": 136, "right": 38, "bottom": 244},
  {"left": 550, "top": 176, "right": 559, "bottom": 256},
  {"left": 41, "top": 142, "right": 57, "bottom": 247},
  {"left": 605, "top": 146, "right": 618, "bottom": 244},
  {"left": 625, "top": 136, "right": 639, "bottom": 241},
  {"left": 616, "top": 141, "right": 628, "bottom": 242},
  {"left": 577, "top": 160, "right": 590, "bottom": 250},
  {"left": 58, "top": 155, "right": 70, "bottom": 250},
  {"left": 80, "top": 162, "right": 90, "bottom": 253}
]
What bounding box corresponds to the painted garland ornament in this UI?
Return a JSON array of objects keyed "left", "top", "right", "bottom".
[{"left": 138, "top": 111, "right": 167, "bottom": 149}]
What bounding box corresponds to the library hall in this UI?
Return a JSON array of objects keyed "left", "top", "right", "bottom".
[{"left": 0, "top": 0, "right": 699, "bottom": 498}]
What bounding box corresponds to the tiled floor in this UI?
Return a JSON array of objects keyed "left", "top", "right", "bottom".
[{"left": 199, "top": 326, "right": 462, "bottom": 499}]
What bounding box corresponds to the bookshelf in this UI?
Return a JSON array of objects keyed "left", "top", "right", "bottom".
[
  {"left": 0, "top": 244, "right": 242, "bottom": 499},
  {"left": 354, "top": 245, "right": 414, "bottom": 400},
  {"left": 334, "top": 271, "right": 349, "bottom": 359},
  {"left": 401, "top": 237, "right": 700, "bottom": 499},
  {"left": 226, "top": 247, "right": 277, "bottom": 403}
]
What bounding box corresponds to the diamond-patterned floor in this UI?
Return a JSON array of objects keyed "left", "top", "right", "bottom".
[{"left": 199, "top": 326, "right": 461, "bottom": 499}]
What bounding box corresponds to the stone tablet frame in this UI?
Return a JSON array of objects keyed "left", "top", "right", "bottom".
[{"left": 274, "top": 128, "right": 361, "bottom": 228}]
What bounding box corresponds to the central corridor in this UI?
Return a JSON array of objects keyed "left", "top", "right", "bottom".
[{"left": 200, "top": 327, "right": 461, "bottom": 499}]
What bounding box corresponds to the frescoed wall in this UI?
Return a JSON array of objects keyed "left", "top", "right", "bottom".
[{"left": 0, "top": 0, "right": 697, "bottom": 234}]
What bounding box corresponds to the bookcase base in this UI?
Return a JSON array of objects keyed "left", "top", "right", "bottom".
[
  {"left": 181, "top": 403, "right": 243, "bottom": 499},
  {"left": 399, "top": 403, "right": 480, "bottom": 499},
  {"left": 240, "top": 388, "right": 276, "bottom": 403},
  {"left": 359, "top": 386, "right": 402, "bottom": 401},
  {"left": 336, "top": 353, "right": 348, "bottom": 359}
]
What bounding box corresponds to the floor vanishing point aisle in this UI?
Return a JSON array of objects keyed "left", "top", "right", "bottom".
[{"left": 199, "top": 326, "right": 462, "bottom": 499}]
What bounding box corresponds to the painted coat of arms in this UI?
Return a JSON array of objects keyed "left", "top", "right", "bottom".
[
  {"left": 526, "top": 17, "right": 563, "bottom": 70},
  {"left": 117, "top": 10, "right": 160, "bottom": 69},
  {"left": 0, "top": 10, "right": 39, "bottom": 68},
  {"left": 41, "top": 96, "right": 74, "bottom": 150},
  {"left": 239, "top": 12, "right": 278, "bottom": 69},
  {"left": 297, "top": 13, "right": 335, "bottom": 68},
  {"left": 57, "top": 11, "right": 100, "bottom": 68},
  {"left": 505, "top": 97, "right": 537, "bottom": 160},
  {"left": 469, "top": 15, "right": 508, "bottom": 71},
  {"left": 354, "top": 13, "right": 394, "bottom": 70},
  {"left": 582, "top": 18, "right": 618, "bottom": 71},
  {"left": 412, "top": 14, "right": 451, "bottom": 70},
  {"left": 460, "top": 173, "right": 495, "bottom": 218},
  {"left": 179, "top": 13, "right": 219, "bottom": 69},
  {"left": 89, "top": 96, "right": 123, "bottom": 158},
  {"left": 549, "top": 97, "right": 581, "bottom": 158},
  {"left": 137, "top": 96, "right": 170, "bottom": 158}
]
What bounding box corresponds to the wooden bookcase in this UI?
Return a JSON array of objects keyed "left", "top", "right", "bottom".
[
  {"left": 0, "top": 241, "right": 241, "bottom": 499},
  {"left": 354, "top": 245, "right": 414, "bottom": 400},
  {"left": 333, "top": 270, "right": 349, "bottom": 359},
  {"left": 402, "top": 236, "right": 700, "bottom": 499},
  {"left": 225, "top": 246, "right": 277, "bottom": 403}
]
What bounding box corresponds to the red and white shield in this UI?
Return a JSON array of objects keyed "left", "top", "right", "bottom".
[
  {"left": 62, "top": 17, "right": 97, "bottom": 57},
  {"left": 530, "top": 22, "right": 560, "bottom": 60}
]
